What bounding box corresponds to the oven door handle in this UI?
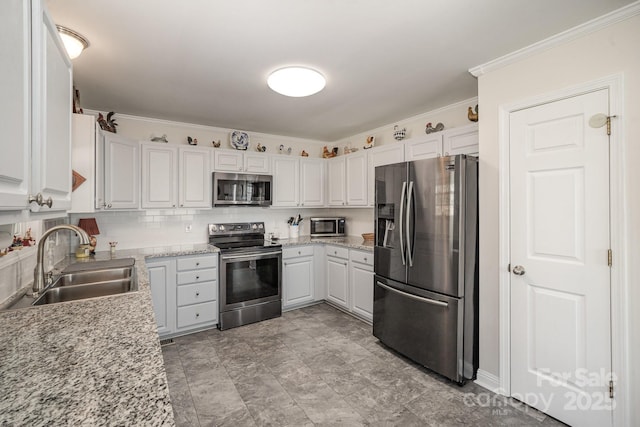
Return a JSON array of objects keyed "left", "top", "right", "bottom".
[{"left": 221, "top": 251, "right": 282, "bottom": 260}]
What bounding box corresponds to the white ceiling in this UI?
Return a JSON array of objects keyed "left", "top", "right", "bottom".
[{"left": 46, "top": 0, "right": 633, "bottom": 141}]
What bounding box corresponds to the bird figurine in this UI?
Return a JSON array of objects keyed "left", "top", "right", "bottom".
[
  {"left": 364, "top": 136, "right": 375, "bottom": 149},
  {"left": 301, "top": 150, "right": 309, "bottom": 157},
  {"left": 150, "top": 134, "right": 168, "bottom": 143},
  {"left": 425, "top": 122, "right": 444, "bottom": 134},
  {"left": 97, "top": 112, "right": 118, "bottom": 133},
  {"left": 468, "top": 105, "right": 479, "bottom": 122},
  {"left": 322, "top": 146, "right": 337, "bottom": 158},
  {"left": 187, "top": 136, "right": 198, "bottom": 145},
  {"left": 212, "top": 140, "right": 221, "bottom": 148},
  {"left": 256, "top": 143, "right": 266, "bottom": 152}
]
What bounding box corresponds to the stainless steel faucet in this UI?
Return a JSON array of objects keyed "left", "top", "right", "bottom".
[{"left": 32, "top": 224, "right": 90, "bottom": 297}]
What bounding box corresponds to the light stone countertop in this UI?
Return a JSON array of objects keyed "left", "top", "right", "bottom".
[
  {"left": 0, "top": 243, "right": 218, "bottom": 426},
  {"left": 277, "top": 235, "right": 374, "bottom": 252}
]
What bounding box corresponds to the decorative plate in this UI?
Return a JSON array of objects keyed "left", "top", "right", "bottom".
[{"left": 230, "top": 131, "right": 249, "bottom": 150}]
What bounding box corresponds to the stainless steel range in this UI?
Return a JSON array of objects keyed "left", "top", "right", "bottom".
[{"left": 209, "top": 222, "right": 282, "bottom": 330}]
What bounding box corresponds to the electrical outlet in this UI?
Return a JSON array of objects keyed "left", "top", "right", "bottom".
[{"left": 185, "top": 224, "right": 192, "bottom": 233}]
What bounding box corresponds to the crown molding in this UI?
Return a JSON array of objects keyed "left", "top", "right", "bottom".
[
  {"left": 469, "top": 1, "right": 640, "bottom": 77},
  {"left": 82, "top": 109, "right": 328, "bottom": 145}
]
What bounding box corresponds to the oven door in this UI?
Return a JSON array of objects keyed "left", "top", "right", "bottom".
[{"left": 219, "top": 250, "right": 282, "bottom": 312}]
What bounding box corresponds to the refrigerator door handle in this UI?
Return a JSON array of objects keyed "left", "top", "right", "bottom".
[
  {"left": 377, "top": 281, "right": 449, "bottom": 307},
  {"left": 399, "top": 181, "right": 407, "bottom": 266},
  {"left": 406, "top": 180, "right": 414, "bottom": 267}
]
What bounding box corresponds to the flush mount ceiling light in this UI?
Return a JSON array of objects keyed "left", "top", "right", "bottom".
[
  {"left": 267, "top": 67, "right": 326, "bottom": 97},
  {"left": 56, "top": 25, "right": 89, "bottom": 59}
]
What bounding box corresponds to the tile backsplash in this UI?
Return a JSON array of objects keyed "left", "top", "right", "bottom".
[{"left": 70, "top": 207, "right": 374, "bottom": 252}]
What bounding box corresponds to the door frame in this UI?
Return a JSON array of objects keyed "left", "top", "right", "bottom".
[{"left": 497, "top": 74, "right": 629, "bottom": 425}]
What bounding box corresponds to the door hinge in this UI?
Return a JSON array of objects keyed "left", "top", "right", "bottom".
[
  {"left": 609, "top": 380, "right": 614, "bottom": 399},
  {"left": 608, "top": 249, "right": 612, "bottom": 267},
  {"left": 606, "top": 116, "right": 612, "bottom": 136}
]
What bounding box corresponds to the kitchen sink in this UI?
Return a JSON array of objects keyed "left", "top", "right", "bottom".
[
  {"left": 54, "top": 267, "right": 133, "bottom": 287},
  {"left": 32, "top": 265, "right": 137, "bottom": 306}
]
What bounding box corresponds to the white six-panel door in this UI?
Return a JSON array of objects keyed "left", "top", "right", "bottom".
[{"left": 509, "top": 89, "right": 612, "bottom": 427}]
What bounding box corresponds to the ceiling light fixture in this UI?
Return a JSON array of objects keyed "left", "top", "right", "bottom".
[
  {"left": 56, "top": 25, "right": 89, "bottom": 59},
  {"left": 267, "top": 67, "right": 326, "bottom": 97}
]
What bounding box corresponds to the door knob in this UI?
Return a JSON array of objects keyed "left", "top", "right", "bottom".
[{"left": 512, "top": 265, "right": 526, "bottom": 276}]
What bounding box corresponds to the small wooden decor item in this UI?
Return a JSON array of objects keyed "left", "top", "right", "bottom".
[{"left": 72, "top": 170, "right": 87, "bottom": 192}]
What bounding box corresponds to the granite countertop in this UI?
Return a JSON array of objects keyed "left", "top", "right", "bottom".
[
  {"left": 277, "top": 235, "right": 374, "bottom": 251},
  {"left": 0, "top": 244, "right": 217, "bottom": 426}
]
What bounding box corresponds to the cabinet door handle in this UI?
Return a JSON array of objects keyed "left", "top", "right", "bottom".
[
  {"left": 44, "top": 197, "right": 53, "bottom": 208},
  {"left": 195, "top": 262, "right": 200, "bottom": 266},
  {"left": 195, "top": 291, "right": 200, "bottom": 297},
  {"left": 364, "top": 257, "right": 368, "bottom": 262},
  {"left": 195, "top": 275, "right": 200, "bottom": 280},
  {"left": 195, "top": 313, "right": 200, "bottom": 318}
]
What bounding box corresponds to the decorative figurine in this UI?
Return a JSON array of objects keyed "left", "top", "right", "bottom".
[
  {"left": 97, "top": 112, "right": 118, "bottom": 133},
  {"left": 322, "top": 146, "right": 337, "bottom": 158},
  {"left": 212, "top": 140, "right": 221, "bottom": 148},
  {"left": 364, "top": 136, "right": 375, "bottom": 149},
  {"left": 150, "top": 134, "right": 168, "bottom": 143},
  {"left": 301, "top": 150, "right": 309, "bottom": 157},
  {"left": 256, "top": 143, "right": 266, "bottom": 152},
  {"left": 425, "top": 122, "right": 445, "bottom": 134},
  {"left": 393, "top": 125, "right": 406, "bottom": 141},
  {"left": 468, "top": 105, "right": 479, "bottom": 122},
  {"left": 187, "top": 136, "right": 198, "bottom": 145}
]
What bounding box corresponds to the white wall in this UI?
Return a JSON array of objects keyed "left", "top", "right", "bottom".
[{"left": 477, "top": 12, "right": 640, "bottom": 420}]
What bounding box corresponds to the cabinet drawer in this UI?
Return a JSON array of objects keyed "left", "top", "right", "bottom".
[
  {"left": 176, "top": 255, "right": 218, "bottom": 271},
  {"left": 326, "top": 245, "right": 349, "bottom": 259},
  {"left": 177, "top": 268, "right": 217, "bottom": 285},
  {"left": 350, "top": 250, "right": 373, "bottom": 267},
  {"left": 177, "top": 282, "right": 217, "bottom": 306},
  {"left": 177, "top": 301, "right": 217, "bottom": 329},
  {"left": 283, "top": 245, "right": 315, "bottom": 259}
]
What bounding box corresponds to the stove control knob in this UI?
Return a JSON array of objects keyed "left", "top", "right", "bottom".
[
  {"left": 219, "top": 225, "right": 225, "bottom": 231},
  {"left": 251, "top": 223, "right": 258, "bottom": 230},
  {"left": 258, "top": 224, "right": 264, "bottom": 229},
  {"left": 210, "top": 225, "right": 217, "bottom": 232}
]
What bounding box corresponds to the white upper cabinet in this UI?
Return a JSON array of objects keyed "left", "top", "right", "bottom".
[
  {"left": 404, "top": 123, "right": 478, "bottom": 161},
  {"left": 141, "top": 144, "right": 178, "bottom": 209},
  {"left": 0, "top": 0, "right": 30, "bottom": 210},
  {"left": 404, "top": 134, "right": 443, "bottom": 161},
  {"left": 327, "top": 157, "right": 346, "bottom": 206},
  {"left": 443, "top": 123, "right": 479, "bottom": 155},
  {"left": 70, "top": 114, "right": 98, "bottom": 213},
  {"left": 272, "top": 156, "right": 300, "bottom": 207},
  {"left": 103, "top": 132, "right": 139, "bottom": 210},
  {"left": 179, "top": 147, "right": 210, "bottom": 208},
  {"left": 142, "top": 144, "right": 211, "bottom": 209},
  {"left": 299, "top": 158, "right": 325, "bottom": 207},
  {"left": 367, "top": 144, "right": 405, "bottom": 206},
  {"left": 213, "top": 150, "right": 270, "bottom": 174},
  {"left": 345, "top": 151, "right": 368, "bottom": 206},
  {"left": 30, "top": 0, "right": 73, "bottom": 212}
]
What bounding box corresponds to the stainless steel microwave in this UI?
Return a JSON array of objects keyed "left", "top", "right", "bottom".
[
  {"left": 212, "top": 172, "right": 272, "bottom": 207},
  {"left": 310, "top": 217, "right": 346, "bottom": 237}
]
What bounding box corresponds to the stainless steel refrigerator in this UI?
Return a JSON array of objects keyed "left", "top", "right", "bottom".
[{"left": 373, "top": 154, "right": 478, "bottom": 384}]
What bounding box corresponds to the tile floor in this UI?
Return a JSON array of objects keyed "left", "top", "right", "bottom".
[{"left": 162, "top": 303, "right": 564, "bottom": 426}]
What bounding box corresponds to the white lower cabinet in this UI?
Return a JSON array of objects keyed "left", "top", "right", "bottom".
[
  {"left": 282, "top": 246, "right": 315, "bottom": 309},
  {"left": 147, "top": 258, "right": 175, "bottom": 337},
  {"left": 326, "top": 245, "right": 349, "bottom": 310},
  {"left": 147, "top": 253, "right": 218, "bottom": 338},
  {"left": 349, "top": 250, "right": 374, "bottom": 322}
]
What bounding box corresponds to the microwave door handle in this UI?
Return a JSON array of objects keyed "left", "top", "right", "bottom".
[
  {"left": 399, "top": 181, "right": 406, "bottom": 266},
  {"left": 406, "top": 180, "right": 414, "bottom": 267}
]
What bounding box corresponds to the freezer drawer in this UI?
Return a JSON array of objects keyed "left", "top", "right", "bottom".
[{"left": 373, "top": 276, "right": 466, "bottom": 383}]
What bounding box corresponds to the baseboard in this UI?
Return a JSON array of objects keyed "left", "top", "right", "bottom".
[{"left": 475, "top": 369, "right": 503, "bottom": 395}]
